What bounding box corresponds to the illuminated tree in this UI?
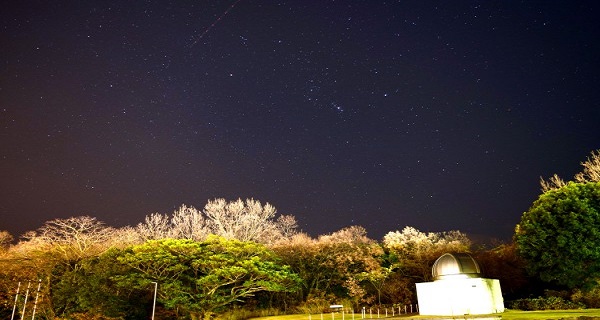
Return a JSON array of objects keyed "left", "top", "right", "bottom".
[
  {"left": 170, "top": 204, "right": 210, "bottom": 240},
  {"left": 0, "top": 246, "right": 50, "bottom": 319},
  {"left": 540, "top": 173, "right": 566, "bottom": 192},
  {"left": 541, "top": 149, "right": 600, "bottom": 192},
  {"left": 19, "top": 216, "right": 118, "bottom": 271},
  {"left": 48, "top": 251, "right": 148, "bottom": 319},
  {"left": 270, "top": 233, "right": 324, "bottom": 302},
  {"left": 136, "top": 199, "right": 298, "bottom": 244},
  {"left": 0, "top": 231, "right": 12, "bottom": 251},
  {"left": 136, "top": 212, "right": 171, "bottom": 241},
  {"left": 4, "top": 217, "right": 126, "bottom": 318},
  {"left": 575, "top": 149, "right": 600, "bottom": 183},
  {"left": 111, "top": 226, "right": 142, "bottom": 248},
  {"left": 203, "top": 198, "right": 297, "bottom": 243},
  {"left": 383, "top": 226, "right": 471, "bottom": 281},
  {"left": 357, "top": 265, "right": 395, "bottom": 305},
  {"left": 136, "top": 206, "right": 210, "bottom": 241},
  {"left": 515, "top": 181, "right": 600, "bottom": 289},
  {"left": 273, "top": 214, "right": 299, "bottom": 240},
  {"left": 203, "top": 198, "right": 276, "bottom": 242},
  {"left": 272, "top": 226, "right": 384, "bottom": 309},
  {"left": 114, "top": 236, "right": 300, "bottom": 320}
]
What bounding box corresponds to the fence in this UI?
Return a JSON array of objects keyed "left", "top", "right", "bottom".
[
  {"left": 10, "top": 280, "right": 43, "bottom": 320},
  {"left": 309, "top": 304, "right": 419, "bottom": 320}
]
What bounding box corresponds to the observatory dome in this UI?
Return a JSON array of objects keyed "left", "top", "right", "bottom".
[{"left": 432, "top": 253, "right": 481, "bottom": 280}]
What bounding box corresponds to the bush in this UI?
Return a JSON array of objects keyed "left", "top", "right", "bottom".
[
  {"left": 572, "top": 287, "right": 600, "bottom": 308},
  {"left": 218, "top": 307, "right": 284, "bottom": 320},
  {"left": 508, "top": 296, "right": 585, "bottom": 310},
  {"left": 297, "top": 291, "right": 338, "bottom": 314},
  {"left": 64, "top": 313, "right": 124, "bottom": 320}
]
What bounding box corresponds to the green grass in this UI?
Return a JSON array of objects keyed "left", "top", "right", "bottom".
[
  {"left": 498, "top": 309, "right": 600, "bottom": 319},
  {"left": 249, "top": 309, "right": 600, "bottom": 320}
]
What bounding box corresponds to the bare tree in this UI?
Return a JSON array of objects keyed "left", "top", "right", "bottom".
[
  {"left": 135, "top": 199, "right": 297, "bottom": 243},
  {"left": 540, "top": 173, "right": 567, "bottom": 192},
  {"left": 110, "top": 226, "right": 143, "bottom": 247},
  {"left": 319, "top": 225, "right": 372, "bottom": 245},
  {"left": 136, "top": 212, "right": 171, "bottom": 241},
  {"left": 170, "top": 204, "right": 210, "bottom": 241},
  {"left": 275, "top": 214, "right": 299, "bottom": 238},
  {"left": 23, "top": 216, "right": 116, "bottom": 268},
  {"left": 575, "top": 149, "right": 600, "bottom": 183},
  {"left": 540, "top": 150, "right": 600, "bottom": 192},
  {"left": 0, "top": 230, "right": 13, "bottom": 250},
  {"left": 204, "top": 198, "right": 292, "bottom": 243},
  {"left": 203, "top": 198, "right": 273, "bottom": 242}
]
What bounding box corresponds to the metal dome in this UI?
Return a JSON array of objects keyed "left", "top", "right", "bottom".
[{"left": 432, "top": 253, "right": 481, "bottom": 280}]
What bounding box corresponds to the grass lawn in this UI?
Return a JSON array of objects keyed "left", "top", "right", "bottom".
[
  {"left": 497, "top": 309, "right": 600, "bottom": 319},
  {"left": 249, "top": 309, "right": 600, "bottom": 320}
]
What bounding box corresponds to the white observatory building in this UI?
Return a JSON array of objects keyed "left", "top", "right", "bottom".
[{"left": 416, "top": 253, "right": 504, "bottom": 316}]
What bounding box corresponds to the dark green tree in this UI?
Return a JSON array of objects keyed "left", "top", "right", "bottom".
[
  {"left": 50, "top": 250, "right": 150, "bottom": 319},
  {"left": 113, "top": 236, "right": 300, "bottom": 320},
  {"left": 515, "top": 182, "right": 600, "bottom": 289}
]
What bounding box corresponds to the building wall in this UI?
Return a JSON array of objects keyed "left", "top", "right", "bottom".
[{"left": 416, "top": 278, "right": 504, "bottom": 316}]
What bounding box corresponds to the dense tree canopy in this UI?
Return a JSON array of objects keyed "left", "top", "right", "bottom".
[
  {"left": 113, "top": 236, "right": 301, "bottom": 320},
  {"left": 271, "top": 226, "right": 384, "bottom": 309},
  {"left": 515, "top": 182, "right": 600, "bottom": 289}
]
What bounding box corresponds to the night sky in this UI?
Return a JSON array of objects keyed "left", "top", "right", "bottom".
[{"left": 2, "top": 1, "right": 599, "bottom": 242}]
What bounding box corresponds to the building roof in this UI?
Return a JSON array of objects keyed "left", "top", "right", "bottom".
[{"left": 432, "top": 252, "right": 482, "bottom": 280}]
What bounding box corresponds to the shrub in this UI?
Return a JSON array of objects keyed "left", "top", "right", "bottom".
[
  {"left": 297, "top": 291, "right": 338, "bottom": 314},
  {"left": 508, "top": 296, "right": 585, "bottom": 310},
  {"left": 572, "top": 287, "right": 600, "bottom": 308},
  {"left": 218, "top": 307, "right": 284, "bottom": 320}
]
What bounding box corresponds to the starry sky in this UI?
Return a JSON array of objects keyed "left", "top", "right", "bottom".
[{"left": 1, "top": 1, "right": 599, "bottom": 242}]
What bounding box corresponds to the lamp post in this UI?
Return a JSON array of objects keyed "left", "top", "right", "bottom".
[{"left": 151, "top": 282, "right": 157, "bottom": 320}]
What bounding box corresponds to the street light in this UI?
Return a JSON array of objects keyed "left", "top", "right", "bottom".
[{"left": 151, "top": 282, "right": 157, "bottom": 320}]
